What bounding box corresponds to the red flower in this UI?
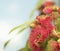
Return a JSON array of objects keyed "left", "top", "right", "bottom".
[
  {"left": 35, "top": 17, "right": 53, "bottom": 43},
  {"left": 28, "top": 16, "right": 53, "bottom": 51},
  {"left": 50, "top": 41, "right": 60, "bottom": 51},
  {"left": 37, "top": 28, "right": 51, "bottom": 43},
  {"left": 43, "top": 1, "right": 54, "bottom": 6},
  {"left": 36, "top": 16, "right": 53, "bottom": 31},
  {"left": 29, "top": 26, "right": 44, "bottom": 51},
  {"left": 58, "top": 43, "right": 60, "bottom": 48},
  {"left": 43, "top": 7, "right": 53, "bottom": 14},
  {"left": 58, "top": 8, "right": 60, "bottom": 14}
]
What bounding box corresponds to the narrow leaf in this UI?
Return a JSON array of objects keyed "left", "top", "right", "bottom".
[
  {"left": 45, "top": 40, "right": 53, "bottom": 51},
  {"left": 9, "top": 23, "right": 27, "bottom": 34},
  {"left": 4, "top": 39, "right": 11, "bottom": 49},
  {"left": 9, "top": 20, "right": 34, "bottom": 34},
  {"left": 29, "top": 9, "right": 35, "bottom": 18},
  {"left": 18, "top": 48, "right": 24, "bottom": 51},
  {"left": 18, "top": 41, "right": 31, "bottom": 51},
  {"left": 9, "top": 25, "right": 21, "bottom": 34},
  {"left": 30, "top": 0, "right": 44, "bottom": 18},
  {"left": 24, "top": 41, "right": 31, "bottom": 51},
  {"left": 25, "top": 41, "right": 29, "bottom": 48},
  {"left": 55, "top": 17, "right": 60, "bottom": 34},
  {"left": 17, "top": 20, "right": 33, "bottom": 34},
  {"left": 17, "top": 25, "right": 28, "bottom": 34},
  {"left": 35, "top": 0, "right": 44, "bottom": 9}
]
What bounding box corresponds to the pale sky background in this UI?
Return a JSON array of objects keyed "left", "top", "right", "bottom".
[{"left": 0, "top": 0, "right": 59, "bottom": 51}]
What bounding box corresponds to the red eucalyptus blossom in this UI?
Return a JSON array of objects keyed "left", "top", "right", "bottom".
[
  {"left": 43, "top": 7, "right": 53, "bottom": 14},
  {"left": 49, "top": 40, "right": 60, "bottom": 51},
  {"left": 58, "top": 8, "right": 60, "bottom": 14},
  {"left": 29, "top": 16, "right": 53, "bottom": 51},
  {"left": 43, "top": 1, "right": 54, "bottom": 6}
]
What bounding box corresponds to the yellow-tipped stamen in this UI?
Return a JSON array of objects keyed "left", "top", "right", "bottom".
[
  {"left": 30, "top": 23, "right": 35, "bottom": 28},
  {"left": 57, "top": 39, "right": 60, "bottom": 43},
  {"left": 53, "top": 6, "right": 59, "bottom": 11}
]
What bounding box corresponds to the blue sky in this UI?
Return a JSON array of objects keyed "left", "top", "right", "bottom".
[
  {"left": 0, "top": 0, "right": 37, "bottom": 51},
  {"left": 0, "top": 0, "right": 59, "bottom": 51},
  {"left": 0, "top": 0, "right": 38, "bottom": 25}
]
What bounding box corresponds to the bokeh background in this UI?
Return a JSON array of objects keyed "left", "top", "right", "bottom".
[{"left": 0, "top": 0, "right": 59, "bottom": 51}]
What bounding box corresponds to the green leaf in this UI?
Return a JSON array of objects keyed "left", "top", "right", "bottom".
[
  {"left": 17, "top": 25, "right": 29, "bottom": 34},
  {"left": 45, "top": 40, "right": 53, "bottom": 51},
  {"left": 18, "top": 41, "right": 31, "bottom": 51},
  {"left": 41, "top": 39, "right": 48, "bottom": 49},
  {"left": 30, "top": 0, "right": 44, "bottom": 18},
  {"left": 17, "top": 20, "right": 34, "bottom": 34},
  {"left": 9, "top": 20, "right": 34, "bottom": 34},
  {"left": 29, "top": 9, "right": 35, "bottom": 18},
  {"left": 55, "top": 17, "right": 60, "bottom": 34},
  {"left": 24, "top": 41, "right": 29, "bottom": 49},
  {"left": 9, "top": 23, "right": 28, "bottom": 34},
  {"left": 9, "top": 25, "right": 22, "bottom": 34},
  {"left": 24, "top": 41, "right": 31, "bottom": 51},
  {"left": 35, "top": 0, "right": 44, "bottom": 9},
  {"left": 4, "top": 39, "right": 11, "bottom": 49},
  {"left": 18, "top": 48, "right": 25, "bottom": 51}
]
